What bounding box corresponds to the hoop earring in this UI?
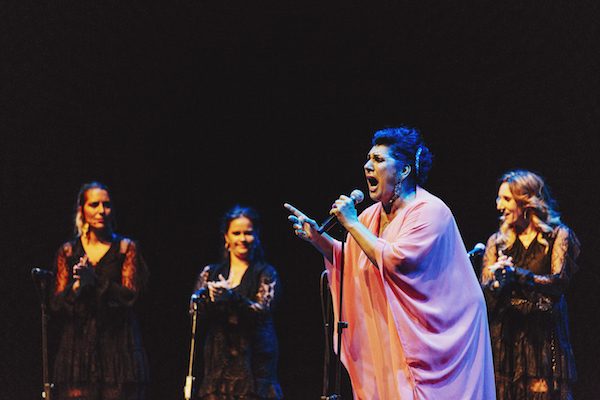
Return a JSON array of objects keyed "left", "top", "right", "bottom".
[{"left": 82, "top": 222, "right": 90, "bottom": 238}]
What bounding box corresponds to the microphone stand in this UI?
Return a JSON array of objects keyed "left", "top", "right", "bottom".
[
  {"left": 320, "top": 227, "right": 348, "bottom": 400},
  {"left": 31, "top": 269, "right": 54, "bottom": 400},
  {"left": 319, "top": 270, "right": 332, "bottom": 398},
  {"left": 184, "top": 302, "right": 198, "bottom": 400},
  {"left": 316, "top": 192, "right": 363, "bottom": 399}
]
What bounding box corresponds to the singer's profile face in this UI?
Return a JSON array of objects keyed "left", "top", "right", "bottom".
[
  {"left": 496, "top": 182, "right": 523, "bottom": 227},
  {"left": 364, "top": 145, "right": 399, "bottom": 203},
  {"left": 224, "top": 217, "right": 255, "bottom": 260},
  {"left": 82, "top": 188, "right": 112, "bottom": 231}
]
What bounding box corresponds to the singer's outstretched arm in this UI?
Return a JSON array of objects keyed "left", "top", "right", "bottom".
[
  {"left": 284, "top": 198, "right": 381, "bottom": 266},
  {"left": 329, "top": 194, "right": 381, "bottom": 266},
  {"left": 283, "top": 203, "right": 336, "bottom": 263}
]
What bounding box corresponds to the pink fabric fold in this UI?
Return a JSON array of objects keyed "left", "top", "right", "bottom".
[{"left": 325, "top": 187, "right": 495, "bottom": 399}]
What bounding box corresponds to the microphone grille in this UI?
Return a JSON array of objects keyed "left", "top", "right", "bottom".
[{"left": 350, "top": 189, "right": 365, "bottom": 204}]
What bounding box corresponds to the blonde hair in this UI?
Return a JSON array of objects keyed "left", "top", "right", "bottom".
[{"left": 496, "top": 169, "right": 561, "bottom": 253}]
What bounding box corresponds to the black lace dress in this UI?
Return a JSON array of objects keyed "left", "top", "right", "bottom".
[
  {"left": 191, "top": 262, "right": 283, "bottom": 400},
  {"left": 482, "top": 225, "right": 580, "bottom": 400},
  {"left": 51, "top": 235, "right": 149, "bottom": 400}
]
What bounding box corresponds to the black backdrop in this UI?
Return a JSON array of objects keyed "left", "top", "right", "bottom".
[{"left": 2, "top": 2, "right": 599, "bottom": 399}]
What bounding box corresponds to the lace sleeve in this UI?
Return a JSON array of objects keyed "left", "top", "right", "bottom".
[
  {"left": 54, "top": 243, "right": 71, "bottom": 295},
  {"left": 193, "top": 265, "right": 211, "bottom": 292},
  {"left": 512, "top": 226, "right": 579, "bottom": 296},
  {"left": 551, "top": 226, "right": 580, "bottom": 277},
  {"left": 50, "top": 242, "right": 78, "bottom": 314},
  {"left": 249, "top": 266, "right": 279, "bottom": 313},
  {"left": 228, "top": 265, "right": 280, "bottom": 316},
  {"left": 481, "top": 233, "right": 498, "bottom": 285},
  {"left": 121, "top": 239, "right": 138, "bottom": 291},
  {"left": 101, "top": 239, "right": 146, "bottom": 306},
  {"left": 526, "top": 226, "right": 580, "bottom": 290},
  {"left": 189, "top": 266, "right": 211, "bottom": 314}
]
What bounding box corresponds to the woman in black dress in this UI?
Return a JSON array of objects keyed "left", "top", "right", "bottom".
[
  {"left": 190, "top": 205, "right": 283, "bottom": 400},
  {"left": 481, "top": 170, "right": 580, "bottom": 400},
  {"left": 51, "top": 181, "right": 149, "bottom": 399}
]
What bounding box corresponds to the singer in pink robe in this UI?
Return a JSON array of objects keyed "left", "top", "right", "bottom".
[
  {"left": 325, "top": 186, "right": 496, "bottom": 399},
  {"left": 285, "top": 126, "right": 495, "bottom": 399}
]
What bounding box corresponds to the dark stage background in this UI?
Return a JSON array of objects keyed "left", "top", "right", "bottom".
[{"left": 2, "top": 2, "right": 599, "bottom": 399}]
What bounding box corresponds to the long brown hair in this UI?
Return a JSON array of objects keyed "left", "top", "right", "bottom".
[{"left": 496, "top": 169, "right": 561, "bottom": 252}]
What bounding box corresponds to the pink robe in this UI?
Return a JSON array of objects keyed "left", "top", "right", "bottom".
[{"left": 325, "top": 187, "right": 496, "bottom": 399}]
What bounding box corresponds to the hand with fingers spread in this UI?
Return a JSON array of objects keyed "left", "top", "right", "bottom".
[
  {"left": 482, "top": 254, "right": 514, "bottom": 290},
  {"left": 51, "top": 181, "right": 150, "bottom": 398},
  {"left": 208, "top": 274, "right": 233, "bottom": 302},
  {"left": 189, "top": 204, "right": 283, "bottom": 399},
  {"left": 71, "top": 255, "right": 90, "bottom": 291},
  {"left": 279, "top": 127, "right": 496, "bottom": 399},
  {"left": 283, "top": 203, "right": 320, "bottom": 242},
  {"left": 480, "top": 169, "right": 581, "bottom": 398}
]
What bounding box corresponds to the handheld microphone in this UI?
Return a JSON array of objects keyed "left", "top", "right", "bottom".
[
  {"left": 317, "top": 189, "right": 365, "bottom": 234},
  {"left": 191, "top": 287, "right": 209, "bottom": 303},
  {"left": 467, "top": 243, "right": 486, "bottom": 257},
  {"left": 31, "top": 268, "right": 55, "bottom": 279}
]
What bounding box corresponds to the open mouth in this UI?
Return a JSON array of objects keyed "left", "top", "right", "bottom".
[{"left": 367, "top": 176, "right": 378, "bottom": 187}]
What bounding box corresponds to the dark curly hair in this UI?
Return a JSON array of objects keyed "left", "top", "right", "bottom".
[{"left": 372, "top": 125, "right": 434, "bottom": 186}]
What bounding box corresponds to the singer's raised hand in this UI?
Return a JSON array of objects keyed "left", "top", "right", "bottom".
[
  {"left": 283, "top": 203, "right": 319, "bottom": 242},
  {"left": 331, "top": 194, "right": 359, "bottom": 229}
]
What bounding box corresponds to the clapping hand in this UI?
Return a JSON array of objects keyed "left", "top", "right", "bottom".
[
  {"left": 482, "top": 254, "right": 514, "bottom": 290},
  {"left": 72, "top": 256, "right": 96, "bottom": 290},
  {"left": 208, "top": 274, "right": 233, "bottom": 302}
]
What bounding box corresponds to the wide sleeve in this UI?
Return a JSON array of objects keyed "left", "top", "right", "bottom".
[
  {"left": 480, "top": 233, "right": 504, "bottom": 311},
  {"left": 189, "top": 265, "right": 211, "bottom": 315},
  {"left": 190, "top": 264, "right": 281, "bottom": 319},
  {"left": 54, "top": 243, "right": 71, "bottom": 296},
  {"left": 374, "top": 200, "right": 452, "bottom": 275},
  {"left": 228, "top": 265, "right": 281, "bottom": 317},
  {"left": 480, "top": 233, "right": 499, "bottom": 286},
  {"left": 101, "top": 239, "right": 147, "bottom": 307},
  {"left": 481, "top": 227, "right": 577, "bottom": 291},
  {"left": 522, "top": 226, "right": 580, "bottom": 296},
  {"left": 247, "top": 265, "right": 280, "bottom": 314},
  {"left": 51, "top": 242, "right": 78, "bottom": 314}
]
